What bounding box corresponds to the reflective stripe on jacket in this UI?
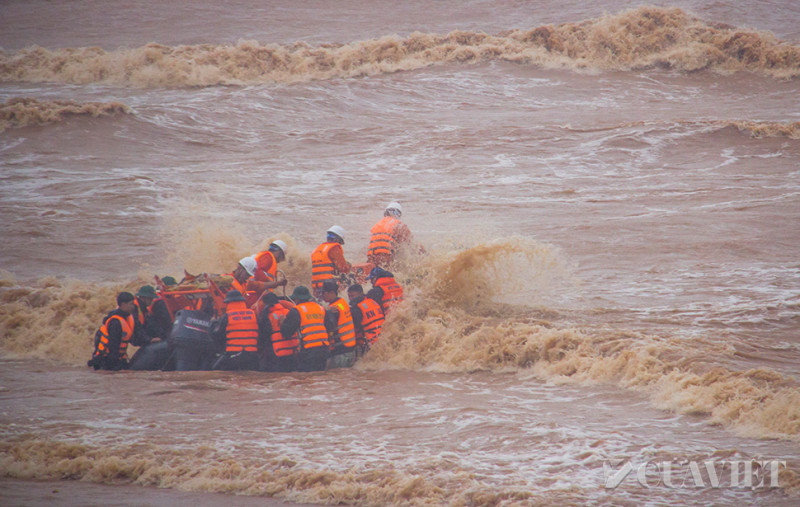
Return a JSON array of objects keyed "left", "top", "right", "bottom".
[
  {"left": 368, "top": 216, "right": 400, "bottom": 258},
  {"left": 357, "top": 297, "right": 385, "bottom": 344},
  {"left": 94, "top": 313, "right": 135, "bottom": 360},
  {"left": 375, "top": 277, "right": 404, "bottom": 311},
  {"left": 268, "top": 304, "right": 296, "bottom": 357},
  {"left": 225, "top": 301, "right": 259, "bottom": 352},
  {"left": 330, "top": 297, "right": 356, "bottom": 348},
  {"left": 295, "top": 301, "right": 329, "bottom": 349},
  {"left": 311, "top": 242, "right": 340, "bottom": 289}
]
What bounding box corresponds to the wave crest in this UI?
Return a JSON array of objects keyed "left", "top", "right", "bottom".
[
  {"left": 0, "top": 98, "right": 130, "bottom": 132},
  {"left": 1, "top": 6, "right": 798, "bottom": 88}
]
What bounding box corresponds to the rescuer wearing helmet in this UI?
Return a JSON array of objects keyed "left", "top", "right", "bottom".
[
  {"left": 210, "top": 289, "right": 260, "bottom": 371},
  {"left": 367, "top": 201, "right": 414, "bottom": 269},
  {"left": 311, "top": 225, "right": 351, "bottom": 298},
  {"left": 249, "top": 240, "right": 289, "bottom": 296},
  {"left": 228, "top": 256, "right": 258, "bottom": 307}
]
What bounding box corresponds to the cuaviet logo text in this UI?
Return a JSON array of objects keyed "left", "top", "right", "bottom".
[{"left": 603, "top": 460, "right": 786, "bottom": 489}]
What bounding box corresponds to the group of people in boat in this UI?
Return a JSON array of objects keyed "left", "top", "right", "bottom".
[{"left": 88, "top": 202, "right": 415, "bottom": 373}]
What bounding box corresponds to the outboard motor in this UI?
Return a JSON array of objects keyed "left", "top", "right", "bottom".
[{"left": 170, "top": 309, "right": 216, "bottom": 371}]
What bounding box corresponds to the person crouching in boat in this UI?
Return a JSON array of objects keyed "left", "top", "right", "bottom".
[
  {"left": 348, "top": 283, "right": 384, "bottom": 354},
  {"left": 320, "top": 280, "right": 358, "bottom": 368},
  {"left": 210, "top": 290, "right": 260, "bottom": 371},
  {"left": 280, "top": 286, "right": 329, "bottom": 372},
  {"left": 88, "top": 292, "right": 137, "bottom": 371},
  {"left": 367, "top": 267, "right": 404, "bottom": 314},
  {"left": 256, "top": 291, "right": 297, "bottom": 372}
]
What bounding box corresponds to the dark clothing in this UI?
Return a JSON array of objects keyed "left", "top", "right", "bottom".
[
  {"left": 324, "top": 304, "right": 347, "bottom": 355},
  {"left": 146, "top": 299, "right": 173, "bottom": 340},
  {"left": 348, "top": 294, "right": 368, "bottom": 350},
  {"left": 295, "top": 346, "right": 329, "bottom": 372},
  {"left": 281, "top": 305, "right": 330, "bottom": 372},
  {"left": 262, "top": 354, "right": 297, "bottom": 372},
  {"left": 209, "top": 314, "right": 229, "bottom": 353},
  {"left": 174, "top": 342, "right": 216, "bottom": 371},
  {"left": 128, "top": 298, "right": 174, "bottom": 370},
  {"left": 366, "top": 287, "right": 385, "bottom": 312},
  {"left": 256, "top": 304, "right": 296, "bottom": 372},
  {"left": 279, "top": 307, "right": 302, "bottom": 340},
  {"left": 349, "top": 295, "right": 365, "bottom": 329}
]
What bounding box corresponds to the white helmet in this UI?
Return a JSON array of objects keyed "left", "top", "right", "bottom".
[
  {"left": 238, "top": 256, "right": 257, "bottom": 277},
  {"left": 269, "top": 240, "right": 287, "bottom": 256},
  {"left": 385, "top": 201, "right": 402, "bottom": 217},
  {"left": 327, "top": 225, "right": 346, "bottom": 243}
]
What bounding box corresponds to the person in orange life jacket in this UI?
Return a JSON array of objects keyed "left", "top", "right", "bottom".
[
  {"left": 347, "top": 283, "right": 385, "bottom": 353},
  {"left": 227, "top": 256, "right": 258, "bottom": 307},
  {"left": 367, "top": 267, "right": 404, "bottom": 314},
  {"left": 320, "top": 280, "right": 358, "bottom": 368},
  {"left": 311, "top": 225, "right": 351, "bottom": 299},
  {"left": 210, "top": 289, "right": 260, "bottom": 371},
  {"left": 367, "top": 202, "right": 414, "bottom": 269},
  {"left": 249, "top": 240, "right": 289, "bottom": 291},
  {"left": 256, "top": 291, "right": 297, "bottom": 372},
  {"left": 87, "top": 292, "right": 137, "bottom": 371},
  {"left": 280, "top": 286, "right": 329, "bottom": 372}
]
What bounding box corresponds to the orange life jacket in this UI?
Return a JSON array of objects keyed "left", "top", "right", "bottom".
[
  {"left": 267, "top": 303, "right": 296, "bottom": 357},
  {"left": 228, "top": 274, "right": 257, "bottom": 308},
  {"left": 253, "top": 250, "right": 278, "bottom": 284},
  {"left": 224, "top": 301, "right": 259, "bottom": 352},
  {"left": 229, "top": 275, "right": 247, "bottom": 295},
  {"left": 133, "top": 298, "right": 153, "bottom": 325},
  {"left": 368, "top": 216, "right": 401, "bottom": 259},
  {"left": 375, "top": 277, "right": 404, "bottom": 312},
  {"left": 311, "top": 242, "right": 341, "bottom": 290},
  {"left": 93, "top": 312, "right": 135, "bottom": 361},
  {"left": 329, "top": 297, "right": 356, "bottom": 348},
  {"left": 357, "top": 297, "right": 385, "bottom": 345},
  {"left": 295, "top": 301, "right": 329, "bottom": 349}
]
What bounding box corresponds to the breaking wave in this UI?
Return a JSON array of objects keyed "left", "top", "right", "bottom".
[
  {"left": 0, "top": 97, "right": 130, "bottom": 132},
  {"left": 728, "top": 120, "right": 800, "bottom": 139},
  {"left": 359, "top": 239, "right": 800, "bottom": 443},
  {"left": 1, "top": 6, "right": 798, "bottom": 88},
  {"left": 1, "top": 236, "right": 798, "bottom": 442}
]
